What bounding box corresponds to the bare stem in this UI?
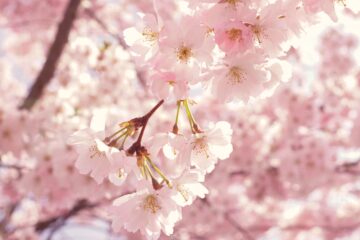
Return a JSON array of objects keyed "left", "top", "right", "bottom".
[
  {"left": 127, "top": 100, "right": 164, "bottom": 155},
  {"left": 183, "top": 99, "right": 201, "bottom": 133},
  {"left": 172, "top": 100, "right": 182, "bottom": 134}
]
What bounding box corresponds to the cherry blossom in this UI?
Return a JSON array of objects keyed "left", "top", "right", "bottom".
[
  {"left": 214, "top": 20, "right": 253, "bottom": 53},
  {"left": 123, "top": 14, "right": 163, "bottom": 63},
  {"left": 190, "top": 121, "right": 233, "bottom": 173},
  {"left": 303, "top": 0, "right": 341, "bottom": 21},
  {"left": 170, "top": 169, "right": 208, "bottom": 207},
  {"left": 149, "top": 66, "right": 198, "bottom": 100},
  {"left": 0, "top": 0, "right": 359, "bottom": 240},
  {"left": 211, "top": 52, "right": 268, "bottom": 102},
  {"left": 157, "top": 16, "right": 213, "bottom": 68},
  {"left": 111, "top": 181, "right": 182, "bottom": 239},
  {"left": 68, "top": 112, "right": 121, "bottom": 184}
]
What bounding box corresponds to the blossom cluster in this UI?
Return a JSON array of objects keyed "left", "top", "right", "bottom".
[
  {"left": 69, "top": 99, "right": 233, "bottom": 239},
  {"left": 124, "top": 0, "right": 344, "bottom": 103},
  {"left": 0, "top": 0, "right": 358, "bottom": 240},
  {"left": 66, "top": 0, "right": 348, "bottom": 238}
]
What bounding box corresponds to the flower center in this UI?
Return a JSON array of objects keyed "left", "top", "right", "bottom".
[
  {"left": 143, "top": 194, "right": 161, "bottom": 214},
  {"left": 227, "top": 66, "right": 246, "bottom": 85},
  {"left": 142, "top": 27, "right": 159, "bottom": 43},
  {"left": 176, "top": 45, "right": 193, "bottom": 62},
  {"left": 223, "top": 0, "right": 242, "bottom": 7},
  {"left": 118, "top": 168, "right": 126, "bottom": 178},
  {"left": 226, "top": 28, "right": 242, "bottom": 41},
  {"left": 89, "top": 145, "right": 106, "bottom": 160},
  {"left": 193, "top": 137, "right": 210, "bottom": 159},
  {"left": 167, "top": 80, "right": 176, "bottom": 86},
  {"left": 251, "top": 24, "right": 266, "bottom": 43}
]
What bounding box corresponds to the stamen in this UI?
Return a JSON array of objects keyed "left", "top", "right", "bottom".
[
  {"left": 142, "top": 27, "right": 159, "bottom": 43},
  {"left": 251, "top": 24, "right": 265, "bottom": 44},
  {"left": 89, "top": 145, "right": 106, "bottom": 160},
  {"left": 226, "top": 28, "right": 242, "bottom": 41},
  {"left": 143, "top": 194, "right": 161, "bottom": 214},
  {"left": 192, "top": 136, "right": 210, "bottom": 159},
  {"left": 176, "top": 45, "right": 193, "bottom": 63},
  {"left": 221, "top": 0, "right": 242, "bottom": 8},
  {"left": 167, "top": 80, "right": 176, "bottom": 86},
  {"left": 226, "top": 66, "right": 247, "bottom": 85}
]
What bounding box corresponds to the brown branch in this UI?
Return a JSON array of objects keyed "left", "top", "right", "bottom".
[
  {"left": 0, "top": 163, "right": 26, "bottom": 178},
  {"left": 229, "top": 170, "right": 250, "bottom": 177},
  {"left": 127, "top": 99, "right": 164, "bottom": 155},
  {"left": 335, "top": 159, "right": 360, "bottom": 175},
  {"left": 19, "top": 0, "right": 82, "bottom": 110},
  {"left": 35, "top": 199, "right": 97, "bottom": 233},
  {"left": 0, "top": 163, "right": 25, "bottom": 171},
  {"left": 224, "top": 213, "right": 256, "bottom": 240},
  {"left": 0, "top": 202, "right": 19, "bottom": 238},
  {"left": 33, "top": 192, "right": 128, "bottom": 237},
  {"left": 0, "top": 156, "right": 27, "bottom": 178}
]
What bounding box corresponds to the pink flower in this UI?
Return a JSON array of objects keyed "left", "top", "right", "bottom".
[
  {"left": 190, "top": 121, "right": 233, "bottom": 174},
  {"left": 110, "top": 181, "right": 182, "bottom": 240},
  {"left": 214, "top": 20, "right": 253, "bottom": 53},
  {"left": 157, "top": 16, "right": 213, "bottom": 68},
  {"left": 170, "top": 170, "right": 208, "bottom": 207},
  {"left": 303, "top": 0, "right": 339, "bottom": 21},
  {"left": 243, "top": 3, "right": 289, "bottom": 56},
  {"left": 68, "top": 112, "right": 120, "bottom": 184},
  {"left": 123, "top": 14, "right": 163, "bottom": 63},
  {"left": 107, "top": 150, "right": 135, "bottom": 186},
  {"left": 150, "top": 66, "right": 199, "bottom": 100},
  {"left": 211, "top": 52, "right": 268, "bottom": 102}
]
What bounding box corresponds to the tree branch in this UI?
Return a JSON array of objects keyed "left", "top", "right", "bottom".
[
  {"left": 224, "top": 212, "right": 256, "bottom": 240},
  {"left": 83, "top": 8, "right": 148, "bottom": 88},
  {"left": 83, "top": 8, "right": 127, "bottom": 48},
  {"left": 0, "top": 202, "right": 18, "bottom": 238},
  {"left": 19, "top": 0, "right": 82, "bottom": 110},
  {"left": 34, "top": 193, "right": 127, "bottom": 239},
  {"left": 201, "top": 198, "right": 255, "bottom": 240},
  {"left": 35, "top": 199, "right": 97, "bottom": 233},
  {"left": 127, "top": 99, "right": 164, "bottom": 155},
  {"left": 335, "top": 159, "right": 360, "bottom": 175}
]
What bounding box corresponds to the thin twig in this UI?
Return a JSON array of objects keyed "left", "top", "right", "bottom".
[
  {"left": 201, "top": 198, "right": 255, "bottom": 240},
  {"left": 335, "top": 159, "right": 360, "bottom": 175},
  {"left": 83, "top": 8, "right": 127, "bottom": 48},
  {"left": 35, "top": 199, "right": 97, "bottom": 233},
  {"left": 34, "top": 193, "right": 128, "bottom": 239},
  {"left": 127, "top": 100, "right": 164, "bottom": 155},
  {"left": 0, "top": 202, "right": 19, "bottom": 237},
  {"left": 224, "top": 212, "right": 255, "bottom": 240},
  {"left": 83, "top": 8, "right": 148, "bottom": 88},
  {"left": 0, "top": 156, "right": 26, "bottom": 178}
]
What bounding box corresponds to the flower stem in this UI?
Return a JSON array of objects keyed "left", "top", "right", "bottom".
[
  {"left": 127, "top": 99, "right": 164, "bottom": 155},
  {"left": 183, "top": 99, "right": 201, "bottom": 133},
  {"left": 172, "top": 100, "right": 182, "bottom": 134}
]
